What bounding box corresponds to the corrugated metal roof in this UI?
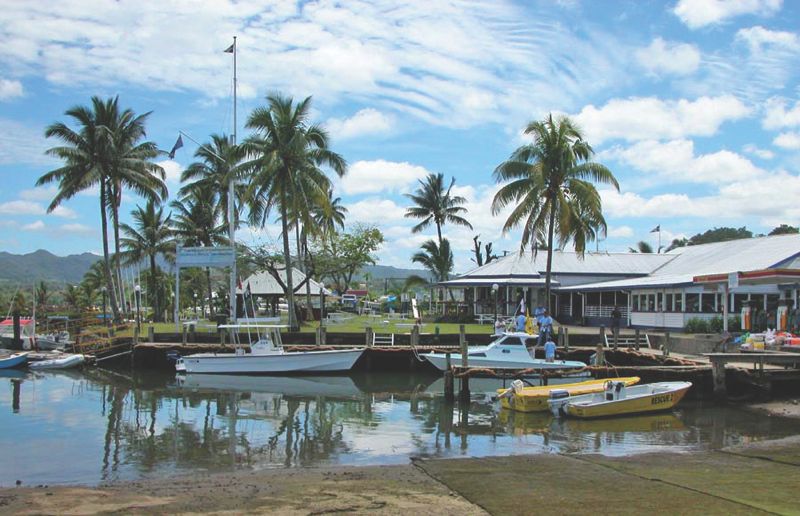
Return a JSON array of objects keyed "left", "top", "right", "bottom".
[
  {"left": 457, "top": 249, "right": 672, "bottom": 278},
  {"left": 440, "top": 277, "right": 556, "bottom": 287},
  {"left": 558, "top": 234, "right": 800, "bottom": 291},
  {"left": 239, "top": 268, "right": 331, "bottom": 296}
]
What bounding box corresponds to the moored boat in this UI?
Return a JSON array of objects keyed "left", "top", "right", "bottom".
[
  {"left": 548, "top": 380, "right": 692, "bottom": 419},
  {"left": 28, "top": 353, "right": 85, "bottom": 370},
  {"left": 421, "top": 332, "right": 586, "bottom": 371},
  {"left": 175, "top": 325, "right": 364, "bottom": 374},
  {"left": 0, "top": 351, "right": 28, "bottom": 369},
  {"left": 498, "top": 376, "right": 641, "bottom": 413}
]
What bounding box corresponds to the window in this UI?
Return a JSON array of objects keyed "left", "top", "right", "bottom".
[
  {"left": 702, "top": 294, "right": 715, "bottom": 313},
  {"left": 632, "top": 295, "right": 640, "bottom": 311},
  {"left": 686, "top": 293, "right": 699, "bottom": 313},
  {"left": 675, "top": 294, "right": 683, "bottom": 312},
  {"left": 657, "top": 293, "right": 663, "bottom": 311}
]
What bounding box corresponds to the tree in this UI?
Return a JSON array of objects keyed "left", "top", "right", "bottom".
[
  {"left": 665, "top": 237, "right": 688, "bottom": 252},
  {"left": 629, "top": 241, "right": 654, "bottom": 253},
  {"left": 63, "top": 285, "right": 82, "bottom": 312},
  {"left": 242, "top": 93, "right": 346, "bottom": 330},
  {"left": 492, "top": 114, "right": 618, "bottom": 312},
  {"left": 405, "top": 239, "right": 454, "bottom": 302},
  {"left": 688, "top": 227, "right": 752, "bottom": 246},
  {"left": 120, "top": 200, "right": 176, "bottom": 322},
  {"left": 405, "top": 173, "right": 472, "bottom": 246},
  {"left": 35, "top": 281, "right": 49, "bottom": 316},
  {"left": 171, "top": 187, "right": 228, "bottom": 318},
  {"left": 38, "top": 97, "right": 121, "bottom": 320},
  {"left": 313, "top": 225, "right": 384, "bottom": 294},
  {"left": 471, "top": 235, "right": 498, "bottom": 266},
  {"left": 769, "top": 224, "right": 799, "bottom": 236},
  {"left": 312, "top": 189, "right": 348, "bottom": 242}
]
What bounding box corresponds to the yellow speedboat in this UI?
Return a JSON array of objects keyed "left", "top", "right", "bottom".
[
  {"left": 497, "top": 377, "right": 640, "bottom": 413},
  {"left": 549, "top": 380, "right": 692, "bottom": 419}
]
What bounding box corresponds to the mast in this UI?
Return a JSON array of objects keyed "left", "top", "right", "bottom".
[{"left": 229, "top": 36, "right": 237, "bottom": 323}]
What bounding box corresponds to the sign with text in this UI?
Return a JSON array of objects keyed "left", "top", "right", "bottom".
[{"left": 176, "top": 246, "right": 235, "bottom": 268}]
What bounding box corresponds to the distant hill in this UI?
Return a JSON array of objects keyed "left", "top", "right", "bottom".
[
  {"left": 357, "top": 264, "right": 431, "bottom": 281},
  {"left": 0, "top": 250, "right": 101, "bottom": 284}
]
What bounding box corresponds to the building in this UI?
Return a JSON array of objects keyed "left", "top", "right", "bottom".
[{"left": 440, "top": 234, "right": 800, "bottom": 330}]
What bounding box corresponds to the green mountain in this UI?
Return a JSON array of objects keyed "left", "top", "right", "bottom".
[
  {"left": 0, "top": 250, "right": 102, "bottom": 284},
  {"left": 358, "top": 264, "right": 431, "bottom": 281}
]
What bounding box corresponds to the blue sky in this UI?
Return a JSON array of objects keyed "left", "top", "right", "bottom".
[{"left": 1, "top": 0, "right": 800, "bottom": 272}]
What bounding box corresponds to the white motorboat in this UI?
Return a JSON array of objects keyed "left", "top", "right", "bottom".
[
  {"left": 36, "top": 331, "right": 72, "bottom": 351},
  {"left": 176, "top": 374, "right": 364, "bottom": 398},
  {"left": 175, "top": 325, "right": 364, "bottom": 374},
  {"left": 420, "top": 331, "right": 586, "bottom": 371},
  {"left": 29, "top": 353, "right": 85, "bottom": 370}
]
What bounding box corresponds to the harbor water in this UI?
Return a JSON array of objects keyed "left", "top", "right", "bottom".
[{"left": 2, "top": 368, "right": 799, "bottom": 486}]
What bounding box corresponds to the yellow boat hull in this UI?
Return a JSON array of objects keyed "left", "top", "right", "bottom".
[
  {"left": 565, "top": 383, "right": 691, "bottom": 419},
  {"left": 498, "top": 377, "right": 640, "bottom": 413}
]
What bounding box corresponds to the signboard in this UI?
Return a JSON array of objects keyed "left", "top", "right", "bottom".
[
  {"left": 728, "top": 272, "right": 739, "bottom": 289},
  {"left": 176, "top": 246, "right": 235, "bottom": 268}
]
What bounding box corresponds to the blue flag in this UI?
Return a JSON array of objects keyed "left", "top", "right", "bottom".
[{"left": 168, "top": 135, "right": 183, "bottom": 159}]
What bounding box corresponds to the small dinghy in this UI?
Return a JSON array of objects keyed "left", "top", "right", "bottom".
[
  {"left": 498, "top": 377, "right": 641, "bottom": 413},
  {"left": 29, "top": 353, "right": 85, "bottom": 370},
  {"left": 548, "top": 380, "right": 692, "bottom": 419},
  {"left": 0, "top": 352, "right": 28, "bottom": 369}
]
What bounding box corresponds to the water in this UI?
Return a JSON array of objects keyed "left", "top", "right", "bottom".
[{"left": 2, "top": 368, "right": 799, "bottom": 486}]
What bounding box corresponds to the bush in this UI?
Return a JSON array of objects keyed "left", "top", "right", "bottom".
[
  {"left": 684, "top": 318, "right": 709, "bottom": 333},
  {"left": 687, "top": 315, "right": 741, "bottom": 333},
  {"left": 434, "top": 313, "right": 475, "bottom": 324}
]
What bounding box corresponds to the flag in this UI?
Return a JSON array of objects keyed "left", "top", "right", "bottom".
[
  {"left": 224, "top": 42, "right": 235, "bottom": 53},
  {"left": 168, "top": 135, "right": 183, "bottom": 159},
  {"left": 650, "top": 225, "right": 661, "bottom": 233},
  {"left": 518, "top": 297, "right": 526, "bottom": 315}
]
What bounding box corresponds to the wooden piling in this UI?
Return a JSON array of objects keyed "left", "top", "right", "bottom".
[
  {"left": 595, "top": 344, "right": 605, "bottom": 366},
  {"left": 366, "top": 327, "right": 374, "bottom": 348},
  {"left": 599, "top": 325, "right": 606, "bottom": 347},
  {"left": 189, "top": 323, "right": 196, "bottom": 343},
  {"left": 634, "top": 328, "right": 641, "bottom": 350},
  {"left": 181, "top": 325, "right": 187, "bottom": 345},
  {"left": 712, "top": 359, "right": 726, "bottom": 399},
  {"left": 147, "top": 326, "right": 155, "bottom": 343},
  {"left": 133, "top": 326, "right": 140, "bottom": 345},
  {"left": 444, "top": 353, "right": 454, "bottom": 402},
  {"left": 612, "top": 325, "right": 619, "bottom": 349},
  {"left": 459, "top": 331, "right": 469, "bottom": 401},
  {"left": 663, "top": 331, "right": 671, "bottom": 357},
  {"left": 564, "top": 327, "right": 570, "bottom": 352}
]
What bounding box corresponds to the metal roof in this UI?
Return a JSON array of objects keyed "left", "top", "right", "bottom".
[
  {"left": 440, "top": 277, "right": 557, "bottom": 287},
  {"left": 238, "top": 268, "right": 332, "bottom": 296},
  {"left": 558, "top": 234, "right": 800, "bottom": 291}
]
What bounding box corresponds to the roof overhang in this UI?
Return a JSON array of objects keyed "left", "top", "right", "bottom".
[
  {"left": 694, "top": 268, "right": 800, "bottom": 287},
  {"left": 440, "top": 277, "right": 558, "bottom": 288}
]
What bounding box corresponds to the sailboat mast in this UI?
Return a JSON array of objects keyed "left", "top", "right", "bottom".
[{"left": 229, "top": 36, "right": 237, "bottom": 323}]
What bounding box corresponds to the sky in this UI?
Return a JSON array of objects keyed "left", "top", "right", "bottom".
[{"left": 1, "top": 0, "right": 799, "bottom": 273}]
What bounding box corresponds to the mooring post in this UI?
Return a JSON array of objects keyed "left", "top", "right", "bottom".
[
  {"left": 147, "top": 326, "right": 155, "bottom": 343},
  {"left": 712, "top": 357, "right": 727, "bottom": 400},
  {"left": 315, "top": 327, "right": 322, "bottom": 346},
  {"left": 444, "top": 352, "right": 454, "bottom": 402},
  {"left": 459, "top": 330, "right": 470, "bottom": 401},
  {"left": 599, "top": 325, "right": 606, "bottom": 347},
  {"left": 12, "top": 314, "right": 20, "bottom": 350},
  {"left": 595, "top": 343, "right": 605, "bottom": 366},
  {"left": 181, "top": 324, "right": 187, "bottom": 345},
  {"left": 634, "top": 328, "right": 641, "bottom": 350},
  {"left": 320, "top": 326, "right": 327, "bottom": 346},
  {"left": 366, "top": 327, "right": 374, "bottom": 348},
  {"left": 564, "top": 327, "right": 570, "bottom": 352},
  {"left": 459, "top": 324, "right": 466, "bottom": 350},
  {"left": 189, "top": 323, "right": 196, "bottom": 343},
  {"left": 133, "top": 325, "right": 140, "bottom": 345},
  {"left": 219, "top": 326, "right": 226, "bottom": 345},
  {"left": 612, "top": 325, "right": 619, "bottom": 349},
  {"left": 663, "top": 331, "right": 671, "bottom": 357}
]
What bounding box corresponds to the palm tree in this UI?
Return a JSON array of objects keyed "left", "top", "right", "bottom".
[
  {"left": 180, "top": 133, "right": 244, "bottom": 230},
  {"left": 312, "top": 188, "right": 348, "bottom": 242},
  {"left": 405, "top": 239, "right": 454, "bottom": 304},
  {"left": 629, "top": 241, "right": 654, "bottom": 253},
  {"left": 171, "top": 187, "right": 228, "bottom": 317},
  {"left": 492, "top": 114, "right": 618, "bottom": 312},
  {"left": 63, "top": 285, "right": 82, "bottom": 313},
  {"left": 242, "top": 93, "right": 346, "bottom": 330},
  {"left": 405, "top": 173, "right": 473, "bottom": 246},
  {"left": 35, "top": 281, "right": 49, "bottom": 316},
  {"left": 37, "top": 97, "right": 120, "bottom": 320},
  {"left": 120, "top": 200, "right": 176, "bottom": 322}
]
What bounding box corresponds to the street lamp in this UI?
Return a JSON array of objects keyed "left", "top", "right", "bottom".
[
  {"left": 101, "top": 286, "right": 107, "bottom": 327},
  {"left": 492, "top": 283, "right": 499, "bottom": 325},
  {"left": 134, "top": 284, "right": 141, "bottom": 332}
]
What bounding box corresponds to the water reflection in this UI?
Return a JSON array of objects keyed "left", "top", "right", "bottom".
[{"left": 2, "top": 369, "right": 800, "bottom": 486}]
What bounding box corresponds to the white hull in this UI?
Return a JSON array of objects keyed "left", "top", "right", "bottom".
[
  {"left": 422, "top": 353, "right": 585, "bottom": 371},
  {"left": 176, "top": 349, "right": 364, "bottom": 374},
  {"left": 176, "top": 374, "right": 363, "bottom": 398},
  {"left": 29, "top": 353, "right": 85, "bottom": 370}
]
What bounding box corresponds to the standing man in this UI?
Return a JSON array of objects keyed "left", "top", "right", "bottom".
[
  {"left": 544, "top": 336, "right": 557, "bottom": 363},
  {"left": 538, "top": 309, "right": 553, "bottom": 347},
  {"left": 611, "top": 305, "right": 622, "bottom": 340},
  {"left": 515, "top": 311, "right": 527, "bottom": 332}
]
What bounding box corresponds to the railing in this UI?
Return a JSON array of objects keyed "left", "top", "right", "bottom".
[{"left": 584, "top": 306, "right": 628, "bottom": 318}]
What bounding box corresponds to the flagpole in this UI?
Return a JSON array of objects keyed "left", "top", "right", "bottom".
[{"left": 229, "top": 36, "right": 237, "bottom": 325}]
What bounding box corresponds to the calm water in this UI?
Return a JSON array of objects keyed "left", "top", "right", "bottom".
[{"left": 2, "top": 368, "right": 799, "bottom": 486}]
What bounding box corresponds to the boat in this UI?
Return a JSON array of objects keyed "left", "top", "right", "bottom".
[
  {"left": 175, "top": 325, "right": 364, "bottom": 374},
  {"left": 176, "top": 374, "right": 364, "bottom": 398},
  {"left": 420, "top": 331, "right": 586, "bottom": 371},
  {"left": 28, "top": 353, "right": 85, "bottom": 370},
  {"left": 497, "top": 376, "right": 641, "bottom": 413},
  {"left": 548, "top": 380, "right": 692, "bottom": 419},
  {"left": 36, "top": 331, "right": 72, "bottom": 351},
  {"left": 0, "top": 351, "right": 28, "bottom": 369},
  {"left": 0, "top": 318, "right": 36, "bottom": 350}
]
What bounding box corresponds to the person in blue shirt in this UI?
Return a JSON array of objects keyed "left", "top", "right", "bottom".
[
  {"left": 515, "top": 312, "right": 526, "bottom": 332},
  {"left": 538, "top": 310, "right": 553, "bottom": 346},
  {"left": 543, "top": 338, "right": 557, "bottom": 362}
]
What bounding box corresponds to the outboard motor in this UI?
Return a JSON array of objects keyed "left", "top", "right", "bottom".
[
  {"left": 605, "top": 380, "right": 626, "bottom": 401},
  {"left": 549, "top": 389, "right": 570, "bottom": 417}
]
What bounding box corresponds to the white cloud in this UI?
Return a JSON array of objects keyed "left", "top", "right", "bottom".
[
  {"left": 0, "top": 118, "right": 56, "bottom": 167},
  {"left": 0, "top": 78, "right": 23, "bottom": 100},
  {"left": 326, "top": 109, "right": 393, "bottom": 140},
  {"left": 573, "top": 96, "right": 750, "bottom": 144},
  {"left": 0, "top": 199, "right": 77, "bottom": 218},
  {"left": 773, "top": 132, "right": 800, "bottom": 150},
  {"left": 346, "top": 198, "right": 407, "bottom": 224},
  {"left": 156, "top": 159, "right": 183, "bottom": 186},
  {"left": 636, "top": 38, "right": 700, "bottom": 76},
  {"left": 338, "top": 159, "right": 430, "bottom": 195},
  {"left": 674, "top": 0, "right": 782, "bottom": 29},
  {"left": 607, "top": 226, "right": 634, "bottom": 238},
  {"left": 763, "top": 97, "right": 800, "bottom": 130},
  {"left": 22, "top": 220, "right": 44, "bottom": 231},
  {"left": 743, "top": 144, "right": 775, "bottom": 159},
  {"left": 59, "top": 223, "right": 94, "bottom": 235},
  {"left": 736, "top": 25, "right": 799, "bottom": 51},
  {"left": 601, "top": 139, "right": 764, "bottom": 185},
  {"left": 19, "top": 185, "right": 57, "bottom": 201}
]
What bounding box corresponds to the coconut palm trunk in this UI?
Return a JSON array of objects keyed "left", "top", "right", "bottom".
[
  {"left": 149, "top": 253, "right": 159, "bottom": 321},
  {"left": 281, "top": 192, "right": 297, "bottom": 330},
  {"left": 205, "top": 267, "right": 214, "bottom": 318},
  {"left": 544, "top": 202, "right": 557, "bottom": 313},
  {"left": 100, "top": 180, "right": 120, "bottom": 320}
]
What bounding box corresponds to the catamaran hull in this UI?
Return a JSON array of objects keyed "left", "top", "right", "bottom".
[
  {"left": 176, "top": 349, "right": 364, "bottom": 374},
  {"left": 421, "top": 353, "right": 586, "bottom": 372}
]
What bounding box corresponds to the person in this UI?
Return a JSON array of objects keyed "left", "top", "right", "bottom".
[
  {"left": 534, "top": 306, "right": 545, "bottom": 330},
  {"left": 611, "top": 305, "right": 621, "bottom": 338},
  {"left": 515, "top": 312, "right": 526, "bottom": 332},
  {"left": 494, "top": 317, "right": 505, "bottom": 336},
  {"left": 544, "top": 337, "right": 557, "bottom": 363},
  {"left": 538, "top": 309, "right": 553, "bottom": 346}
]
